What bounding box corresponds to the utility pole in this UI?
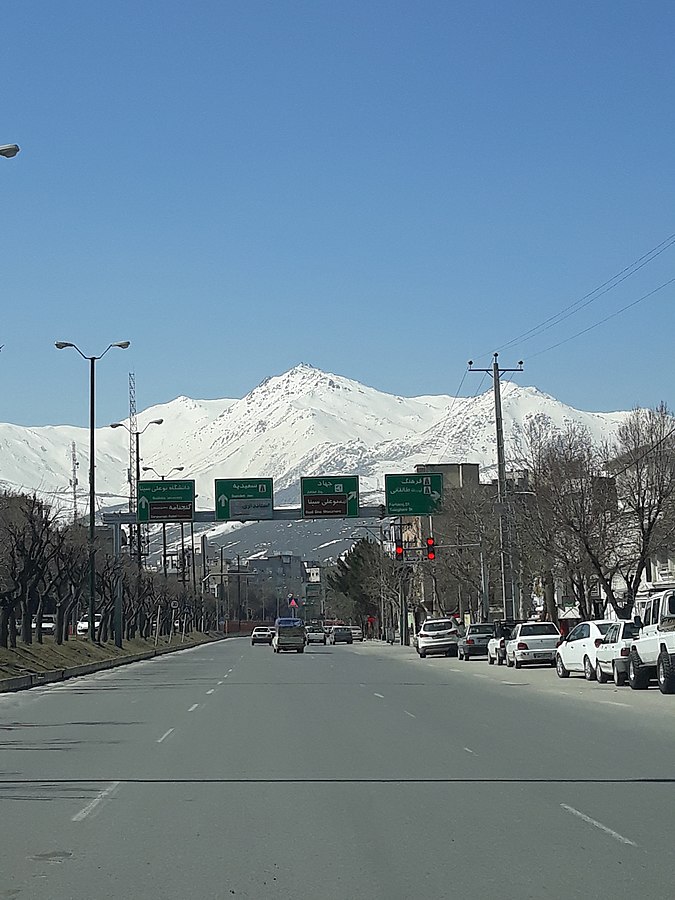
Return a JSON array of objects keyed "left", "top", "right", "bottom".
[
  {"left": 468, "top": 353, "right": 523, "bottom": 620},
  {"left": 69, "top": 442, "right": 79, "bottom": 524}
]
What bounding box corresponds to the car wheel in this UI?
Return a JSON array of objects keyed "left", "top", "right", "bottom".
[
  {"left": 628, "top": 651, "right": 649, "bottom": 690},
  {"left": 583, "top": 656, "right": 596, "bottom": 681},
  {"left": 514, "top": 657, "right": 522, "bottom": 669},
  {"left": 556, "top": 654, "right": 569, "bottom": 678},
  {"left": 612, "top": 662, "right": 626, "bottom": 686},
  {"left": 595, "top": 660, "right": 608, "bottom": 684},
  {"left": 657, "top": 651, "right": 675, "bottom": 694},
  {"left": 419, "top": 648, "right": 426, "bottom": 658}
]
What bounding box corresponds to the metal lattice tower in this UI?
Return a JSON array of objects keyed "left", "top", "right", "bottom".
[
  {"left": 129, "top": 372, "right": 137, "bottom": 512},
  {"left": 69, "top": 441, "right": 79, "bottom": 523}
]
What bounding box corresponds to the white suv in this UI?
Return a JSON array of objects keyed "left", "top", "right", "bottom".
[{"left": 416, "top": 618, "right": 460, "bottom": 658}]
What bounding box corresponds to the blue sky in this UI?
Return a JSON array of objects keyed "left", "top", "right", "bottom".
[{"left": 2, "top": 0, "right": 674, "bottom": 426}]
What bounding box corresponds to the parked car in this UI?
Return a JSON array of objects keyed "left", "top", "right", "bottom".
[
  {"left": 594, "top": 620, "right": 641, "bottom": 685},
  {"left": 458, "top": 623, "right": 493, "bottom": 660},
  {"left": 628, "top": 589, "right": 675, "bottom": 693},
  {"left": 487, "top": 621, "right": 522, "bottom": 666},
  {"left": 350, "top": 626, "right": 364, "bottom": 642},
  {"left": 506, "top": 621, "right": 561, "bottom": 668},
  {"left": 251, "top": 626, "right": 273, "bottom": 646},
  {"left": 416, "top": 618, "right": 460, "bottom": 658},
  {"left": 555, "top": 620, "right": 614, "bottom": 680},
  {"left": 32, "top": 614, "right": 57, "bottom": 635},
  {"left": 76, "top": 614, "right": 102, "bottom": 636},
  {"left": 330, "top": 626, "right": 353, "bottom": 645},
  {"left": 306, "top": 626, "right": 327, "bottom": 645}
]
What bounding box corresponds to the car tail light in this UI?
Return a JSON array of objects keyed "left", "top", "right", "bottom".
[
  {"left": 499, "top": 638, "right": 505, "bottom": 648},
  {"left": 517, "top": 642, "right": 529, "bottom": 651},
  {"left": 594, "top": 638, "right": 604, "bottom": 648},
  {"left": 620, "top": 647, "right": 630, "bottom": 657},
  {"left": 466, "top": 638, "right": 475, "bottom": 645}
]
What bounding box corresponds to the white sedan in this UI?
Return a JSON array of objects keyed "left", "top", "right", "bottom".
[
  {"left": 594, "top": 619, "right": 641, "bottom": 685},
  {"left": 505, "top": 622, "right": 560, "bottom": 668},
  {"left": 555, "top": 619, "right": 614, "bottom": 680}
]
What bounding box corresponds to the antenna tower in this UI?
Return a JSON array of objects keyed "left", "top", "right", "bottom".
[{"left": 69, "top": 441, "right": 79, "bottom": 523}]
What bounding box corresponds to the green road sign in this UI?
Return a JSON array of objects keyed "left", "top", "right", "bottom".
[
  {"left": 385, "top": 473, "right": 443, "bottom": 516},
  {"left": 301, "top": 475, "right": 359, "bottom": 518},
  {"left": 137, "top": 480, "right": 195, "bottom": 523},
  {"left": 215, "top": 478, "right": 274, "bottom": 521}
]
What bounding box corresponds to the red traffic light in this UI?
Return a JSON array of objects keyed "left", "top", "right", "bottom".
[
  {"left": 395, "top": 543, "right": 404, "bottom": 560},
  {"left": 426, "top": 537, "right": 436, "bottom": 560}
]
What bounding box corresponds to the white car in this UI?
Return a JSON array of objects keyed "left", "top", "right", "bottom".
[
  {"left": 505, "top": 621, "right": 560, "bottom": 668},
  {"left": 487, "top": 621, "right": 521, "bottom": 666},
  {"left": 350, "top": 626, "right": 364, "bottom": 642},
  {"left": 416, "top": 618, "right": 460, "bottom": 658},
  {"left": 76, "top": 614, "right": 102, "bottom": 636},
  {"left": 251, "top": 627, "right": 273, "bottom": 645},
  {"left": 32, "top": 614, "right": 57, "bottom": 635},
  {"left": 305, "top": 626, "right": 327, "bottom": 645},
  {"left": 555, "top": 619, "right": 614, "bottom": 680},
  {"left": 594, "top": 619, "right": 641, "bottom": 685}
]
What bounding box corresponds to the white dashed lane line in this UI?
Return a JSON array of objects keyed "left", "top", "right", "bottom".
[
  {"left": 157, "top": 728, "right": 174, "bottom": 744},
  {"left": 206, "top": 689, "right": 215, "bottom": 695},
  {"left": 560, "top": 804, "right": 637, "bottom": 846},
  {"left": 188, "top": 703, "right": 199, "bottom": 712},
  {"left": 72, "top": 781, "right": 121, "bottom": 822},
  {"left": 404, "top": 710, "right": 416, "bottom": 718},
  {"left": 373, "top": 693, "right": 384, "bottom": 699}
]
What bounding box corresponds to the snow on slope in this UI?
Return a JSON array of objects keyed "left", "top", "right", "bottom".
[{"left": 0, "top": 364, "right": 631, "bottom": 513}]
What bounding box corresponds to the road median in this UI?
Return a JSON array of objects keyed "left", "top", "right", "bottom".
[{"left": 0, "top": 632, "right": 227, "bottom": 693}]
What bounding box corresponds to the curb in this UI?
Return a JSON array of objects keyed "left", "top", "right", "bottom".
[{"left": 0, "top": 636, "right": 228, "bottom": 694}]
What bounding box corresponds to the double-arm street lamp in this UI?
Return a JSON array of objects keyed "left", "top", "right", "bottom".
[
  {"left": 141, "top": 465, "right": 184, "bottom": 579},
  {"left": 55, "top": 341, "right": 130, "bottom": 640},
  {"left": 110, "top": 419, "right": 164, "bottom": 572}
]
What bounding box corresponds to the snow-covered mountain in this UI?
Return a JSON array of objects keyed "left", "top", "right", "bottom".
[{"left": 0, "top": 363, "right": 630, "bottom": 520}]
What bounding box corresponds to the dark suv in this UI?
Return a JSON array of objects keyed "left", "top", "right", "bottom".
[{"left": 458, "top": 623, "right": 494, "bottom": 660}]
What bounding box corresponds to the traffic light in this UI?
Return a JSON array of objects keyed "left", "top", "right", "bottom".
[
  {"left": 426, "top": 537, "right": 436, "bottom": 561},
  {"left": 395, "top": 540, "right": 404, "bottom": 561}
]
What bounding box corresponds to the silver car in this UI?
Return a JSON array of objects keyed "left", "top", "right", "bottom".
[
  {"left": 595, "top": 620, "right": 641, "bottom": 685},
  {"left": 416, "top": 618, "right": 460, "bottom": 658}
]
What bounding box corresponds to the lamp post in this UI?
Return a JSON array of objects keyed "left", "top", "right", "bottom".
[
  {"left": 55, "top": 340, "right": 130, "bottom": 641},
  {"left": 141, "top": 465, "right": 184, "bottom": 579},
  {"left": 110, "top": 419, "right": 164, "bottom": 572},
  {"left": 0, "top": 144, "right": 20, "bottom": 159}
]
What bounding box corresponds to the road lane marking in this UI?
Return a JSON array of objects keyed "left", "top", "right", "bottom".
[
  {"left": 188, "top": 703, "right": 199, "bottom": 712},
  {"left": 217, "top": 681, "right": 223, "bottom": 685},
  {"left": 206, "top": 689, "right": 215, "bottom": 695},
  {"left": 501, "top": 681, "right": 524, "bottom": 686},
  {"left": 404, "top": 710, "right": 416, "bottom": 718},
  {"left": 560, "top": 804, "right": 636, "bottom": 846},
  {"left": 157, "top": 728, "right": 174, "bottom": 744},
  {"left": 374, "top": 693, "right": 384, "bottom": 699},
  {"left": 594, "top": 699, "right": 630, "bottom": 708},
  {"left": 472, "top": 673, "right": 488, "bottom": 679},
  {"left": 464, "top": 748, "right": 474, "bottom": 754},
  {"left": 72, "top": 781, "right": 121, "bottom": 822}
]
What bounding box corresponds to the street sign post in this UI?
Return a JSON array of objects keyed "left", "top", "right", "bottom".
[
  {"left": 215, "top": 478, "right": 274, "bottom": 521},
  {"left": 385, "top": 473, "right": 443, "bottom": 516},
  {"left": 301, "top": 476, "right": 359, "bottom": 518},
  {"left": 137, "top": 480, "right": 195, "bottom": 523}
]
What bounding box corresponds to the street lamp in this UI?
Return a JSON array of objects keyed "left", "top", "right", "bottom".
[
  {"left": 141, "top": 465, "right": 184, "bottom": 579},
  {"left": 110, "top": 419, "right": 163, "bottom": 573},
  {"left": 0, "top": 144, "right": 20, "bottom": 159},
  {"left": 55, "top": 340, "right": 130, "bottom": 641}
]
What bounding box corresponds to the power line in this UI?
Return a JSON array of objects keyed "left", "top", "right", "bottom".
[{"left": 527, "top": 276, "right": 675, "bottom": 360}]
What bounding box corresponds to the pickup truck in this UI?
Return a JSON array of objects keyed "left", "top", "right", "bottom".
[{"left": 628, "top": 589, "right": 675, "bottom": 693}]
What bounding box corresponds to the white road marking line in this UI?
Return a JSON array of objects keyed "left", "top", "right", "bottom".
[
  {"left": 374, "top": 692, "right": 384, "bottom": 699},
  {"left": 359, "top": 683, "right": 365, "bottom": 688},
  {"left": 72, "top": 781, "right": 121, "bottom": 822},
  {"left": 188, "top": 703, "right": 199, "bottom": 712},
  {"left": 404, "top": 710, "right": 416, "bottom": 718},
  {"left": 464, "top": 747, "right": 474, "bottom": 754},
  {"left": 594, "top": 699, "right": 630, "bottom": 708},
  {"left": 560, "top": 804, "right": 636, "bottom": 846},
  {"left": 217, "top": 681, "right": 224, "bottom": 685},
  {"left": 472, "top": 673, "right": 488, "bottom": 679},
  {"left": 157, "top": 728, "right": 174, "bottom": 744},
  {"left": 223, "top": 674, "right": 229, "bottom": 678},
  {"left": 206, "top": 689, "right": 215, "bottom": 695},
  {"left": 501, "top": 681, "right": 523, "bottom": 685},
  {"left": 228, "top": 668, "right": 234, "bottom": 673}
]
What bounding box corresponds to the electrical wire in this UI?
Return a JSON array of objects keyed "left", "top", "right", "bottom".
[
  {"left": 527, "top": 276, "right": 675, "bottom": 360},
  {"left": 425, "top": 368, "right": 468, "bottom": 464},
  {"left": 471, "top": 231, "right": 675, "bottom": 361}
]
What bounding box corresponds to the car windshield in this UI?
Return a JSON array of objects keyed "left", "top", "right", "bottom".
[
  {"left": 596, "top": 623, "right": 612, "bottom": 635},
  {"left": 423, "top": 621, "right": 455, "bottom": 632},
  {"left": 468, "top": 625, "right": 493, "bottom": 635},
  {"left": 520, "top": 623, "right": 559, "bottom": 636}
]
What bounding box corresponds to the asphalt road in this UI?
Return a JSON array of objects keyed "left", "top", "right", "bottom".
[{"left": 2, "top": 637, "right": 675, "bottom": 899}]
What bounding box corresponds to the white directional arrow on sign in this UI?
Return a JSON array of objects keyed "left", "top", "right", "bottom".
[
  {"left": 138, "top": 496, "right": 149, "bottom": 509},
  {"left": 430, "top": 491, "right": 441, "bottom": 501},
  {"left": 347, "top": 491, "right": 357, "bottom": 502},
  {"left": 218, "top": 495, "right": 227, "bottom": 507}
]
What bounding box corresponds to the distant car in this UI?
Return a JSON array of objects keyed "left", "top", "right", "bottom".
[
  {"left": 506, "top": 621, "right": 561, "bottom": 668},
  {"left": 487, "top": 621, "right": 522, "bottom": 666},
  {"left": 458, "top": 623, "right": 493, "bottom": 660},
  {"left": 595, "top": 620, "right": 641, "bottom": 685},
  {"left": 76, "top": 614, "right": 102, "bottom": 636},
  {"left": 32, "top": 615, "right": 57, "bottom": 635},
  {"left": 330, "top": 626, "right": 353, "bottom": 645},
  {"left": 416, "top": 618, "right": 460, "bottom": 658},
  {"left": 306, "top": 626, "right": 327, "bottom": 645},
  {"left": 251, "top": 627, "right": 273, "bottom": 646},
  {"left": 555, "top": 620, "right": 614, "bottom": 680},
  {"left": 350, "top": 626, "right": 364, "bottom": 642}
]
